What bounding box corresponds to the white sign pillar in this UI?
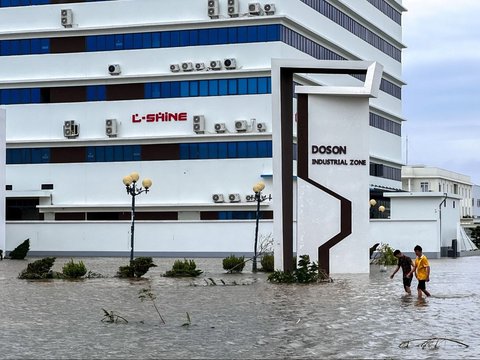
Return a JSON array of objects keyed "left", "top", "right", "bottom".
[
  {"left": 0, "top": 108, "right": 5, "bottom": 254},
  {"left": 272, "top": 60, "right": 383, "bottom": 274}
]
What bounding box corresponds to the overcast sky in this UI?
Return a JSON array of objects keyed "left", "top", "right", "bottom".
[{"left": 402, "top": 0, "right": 480, "bottom": 184}]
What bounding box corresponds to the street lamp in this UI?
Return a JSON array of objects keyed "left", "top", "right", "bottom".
[
  {"left": 123, "top": 172, "right": 152, "bottom": 262},
  {"left": 252, "top": 181, "right": 267, "bottom": 272},
  {"left": 369, "top": 199, "right": 385, "bottom": 218}
]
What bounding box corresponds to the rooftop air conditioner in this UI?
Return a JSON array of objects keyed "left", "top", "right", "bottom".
[
  {"left": 61, "top": 9, "right": 73, "bottom": 28},
  {"left": 229, "top": 193, "right": 241, "bottom": 203},
  {"left": 63, "top": 120, "right": 79, "bottom": 138},
  {"left": 170, "top": 64, "right": 180, "bottom": 73},
  {"left": 105, "top": 119, "right": 118, "bottom": 137},
  {"left": 193, "top": 115, "right": 205, "bottom": 134},
  {"left": 212, "top": 194, "right": 225, "bottom": 203},
  {"left": 181, "top": 62, "right": 194, "bottom": 72},
  {"left": 223, "top": 58, "right": 237, "bottom": 70},
  {"left": 108, "top": 64, "right": 121, "bottom": 75},
  {"left": 263, "top": 3, "right": 276, "bottom": 15},
  {"left": 257, "top": 122, "right": 267, "bottom": 132},
  {"left": 235, "top": 120, "right": 248, "bottom": 132},
  {"left": 214, "top": 123, "right": 227, "bottom": 133},
  {"left": 195, "top": 62, "right": 206, "bottom": 71},
  {"left": 209, "top": 60, "right": 222, "bottom": 70},
  {"left": 207, "top": 0, "right": 219, "bottom": 19},
  {"left": 227, "top": 0, "right": 239, "bottom": 17},
  {"left": 248, "top": 2, "right": 262, "bottom": 15}
]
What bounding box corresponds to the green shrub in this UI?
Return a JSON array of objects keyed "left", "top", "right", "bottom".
[
  {"left": 222, "top": 255, "right": 245, "bottom": 273},
  {"left": 117, "top": 257, "right": 157, "bottom": 278},
  {"left": 19, "top": 257, "right": 56, "bottom": 279},
  {"left": 371, "top": 243, "right": 397, "bottom": 266},
  {"left": 260, "top": 253, "right": 274, "bottom": 272},
  {"left": 164, "top": 259, "right": 203, "bottom": 277},
  {"left": 9, "top": 239, "right": 30, "bottom": 260},
  {"left": 62, "top": 259, "right": 87, "bottom": 279},
  {"left": 268, "top": 255, "right": 327, "bottom": 284}
]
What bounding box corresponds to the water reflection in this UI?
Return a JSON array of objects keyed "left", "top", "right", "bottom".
[{"left": 0, "top": 256, "right": 479, "bottom": 359}]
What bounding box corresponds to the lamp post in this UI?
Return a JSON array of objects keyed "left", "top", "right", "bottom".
[
  {"left": 252, "top": 181, "right": 266, "bottom": 272},
  {"left": 123, "top": 172, "right": 152, "bottom": 262}
]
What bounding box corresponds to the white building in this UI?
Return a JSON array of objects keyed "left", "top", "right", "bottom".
[
  {"left": 471, "top": 185, "right": 480, "bottom": 220},
  {"left": 402, "top": 165, "right": 473, "bottom": 219},
  {"left": 0, "top": 0, "right": 406, "bottom": 256}
]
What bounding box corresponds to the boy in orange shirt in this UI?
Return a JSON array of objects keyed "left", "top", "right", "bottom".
[{"left": 408, "top": 245, "right": 431, "bottom": 299}]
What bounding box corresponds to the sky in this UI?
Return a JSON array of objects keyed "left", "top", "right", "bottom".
[{"left": 402, "top": 0, "right": 480, "bottom": 184}]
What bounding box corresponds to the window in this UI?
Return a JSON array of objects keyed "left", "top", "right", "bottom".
[
  {"left": 454, "top": 184, "right": 458, "bottom": 194},
  {"left": 420, "top": 182, "right": 429, "bottom": 192}
]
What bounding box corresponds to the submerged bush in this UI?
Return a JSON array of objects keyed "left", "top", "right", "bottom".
[
  {"left": 260, "top": 253, "right": 274, "bottom": 272},
  {"left": 164, "top": 259, "right": 203, "bottom": 277},
  {"left": 371, "top": 243, "right": 397, "bottom": 266},
  {"left": 62, "top": 259, "right": 87, "bottom": 279},
  {"left": 9, "top": 239, "right": 30, "bottom": 260},
  {"left": 222, "top": 255, "right": 245, "bottom": 273},
  {"left": 117, "top": 257, "right": 157, "bottom": 278},
  {"left": 19, "top": 257, "right": 56, "bottom": 280},
  {"left": 268, "top": 255, "right": 328, "bottom": 284}
]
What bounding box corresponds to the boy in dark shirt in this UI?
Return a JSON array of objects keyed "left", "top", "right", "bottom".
[{"left": 390, "top": 249, "right": 413, "bottom": 295}]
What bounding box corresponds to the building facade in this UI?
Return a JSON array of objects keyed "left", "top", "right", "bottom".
[
  {"left": 402, "top": 165, "right": 473, "bottom": 218},
  {"left": 0, "top": 0, "right": 406, "bottom": 255}
]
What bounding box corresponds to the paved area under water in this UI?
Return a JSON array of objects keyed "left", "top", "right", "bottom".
[{"left": 0, "top": 256, "right": 479, "bottom": 359}]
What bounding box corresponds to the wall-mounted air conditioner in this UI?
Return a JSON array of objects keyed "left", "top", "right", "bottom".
[
  {"left": 235, "top": 120, "right": 248, "bottom": 132},
  {"left": 257, "top": 122, "right": 267, "bottom": 132},
  {"left": 61, "top": 9, "right": 73, "bottom": 28},
  {"left": 227, "top": 0, "right": 239, "bottom": 17},
  {"left": 108, "top": 64, "right": 121, "bottom": 75},
  {"left": 195, "top": 62, "right": 206, "bottom": 71},
  {"left": 193, "top": 115, "right": 205, "bottom": 134},
  {"left": 224, "top": 58, "right": 237, "bottom": 70},
  {"left": 105, "top": 119, "right": 118, "bottom": 137},
  {"left": 248, "top": 2, "right": 262, "bottom": 15},
  {"left": 212, "top": 194, "right": 225, "bottom": 203},
  {"left": 229, "top": 193, "right": 241, "bottom": 203},
  {"left": 181, "top": 62, "right": 194, "bottom": 72},
  {"left": 63, "top": 120, "right": 79, "bottom": 138},
  {"left": 214, "top": 123, "right": 227, "bottom": 133},
  {"left": 209, "top": 60, "right": 222, "bottom": 70},
  {"left": 264, "top": 3, "right": 276, "bottom": 15},
  {"left": 170, "top": 64, "right": 180, "bottom": 73},
  {"left": 207, "top": 0, "right": 219, "bottom": 19}
]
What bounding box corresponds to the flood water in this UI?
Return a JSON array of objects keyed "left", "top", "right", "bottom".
[{"left": 0, "top": 256, "right": 479, "bottom": 359}]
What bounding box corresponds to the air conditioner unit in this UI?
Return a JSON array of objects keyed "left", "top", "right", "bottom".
[
  {"left": 105, "top": 119, "right": 118, "bottom": 137},
  {"left": 195, "top": 62, "right": 206, "bottom": 71},
  {"left": 223, "top": 58, "right": 237, "bottom": 70},
  {"left": 235, "top": 120, "right": 248, "bottom": 132},
  {"left": 60, "top": 9, "right": 73, "bottom": 28},
  {"left": 263, "top": 3, "right": 276, "bottom": 15},
  {"left": 214, "top": 123, "right": 227, "bottom": 133},
  {"left": 212, "top": 194, "right": 225, "bottom": 203},
  {"left": 170, "top": 64, "right": 180, "bottom": 73},
  {"left": 207, "top": 0, "right": 219, "bottom": 19},
  {"left": 246, "top": 194, "right": 256, "bottom": 202},
  {"left": 257, "top": 122, "right": 267, "bottom": 132},
  {"left": 108, "top": 64, "right": 121, "bottom": 75},
  {"left": 193, "top": 115, "right": 205, "bottom": 134},
  {"left": 63, "top": 120, "right": 79, "bottom": 138},
  {"left": 227, "top": 0, "right": 239, "bottom": 17},
  {"left": 248, "top": 2, "right": 262, "bottom": 15},
  {"left": 209, "top": 60, "right": 222, "bottom": 70},
  {"left": 181, "top": 62, "right": 194, "bottom": 72},
  {"left": 229, "top": 193, "right": 241, "bottom": 203}
]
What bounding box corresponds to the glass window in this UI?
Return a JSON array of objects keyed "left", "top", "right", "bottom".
[
  {"left": 189, "top": 144, "right": 199, "bottom": 159},
  {"left": 199, "top": 143, "right": 208, "bottom": 159},
  {"left": 209, "top": 80, "right": 218, "bottom": 96},
  {"left": 238, "top": 79, "right": 248, "bottom": 95},
  {"left": 170, "top": 81, "right": 180, "bottom": 97},
  {"left": 258, "top": 77, "right": 268, "bottom": 94},
  {"left": 258, "top": 26, "right": 267, "bottom": 42},
  {"left": 267, "top": 24, "right": 280, "bottom": 41},
  {"left": 40, "top": 38, "right": 49, "bottom": 53},
  {"left": 86, "top": 147, "right": 95, "bottom": 162},
  {"left": 180, "top": 30, "right": 190, "bottom": 46},
  {"left": 199, "top": 80, "right": 209, "bottom": 96},
  {"left": 96, "top": 36, "right": 106, "bottom": 51},
  {"left": 152, "top": 32, "right": 161, "bottom": 47},
  {"left": 10, "top": 40, "right": 19, "bottom": 55},
  {"left": 247, "top": 142, "right": 257, "bottom": 157},
  {"left": 151, "top": 83, "right": 160, "bottom": 98},
  {"left": 105, "top": 35, "right": 115, "bottom": 50},
  {"left": 218, "top": 142, "right": 227, "bottom": 158},
  {"left": 190, "top": 81, "right": 199, "bottom": 97},
  {"left": 208, "top": 143, "right": 218, "bottom": 158},
  {"left": 123, "top": 146, "right": 133, "bottom": 161},
  {"left": 248, "top": 78, "right": 258, "bottom": 94},
  {"left": 30, "top": 88, "right": 41, "bottom": 103},
  {"left": 219, "top": 80, "right": 228, "bottom": 96},
  {"left": 179, "top": 144, "right": 189, "bottom": 159},
  {"left": 208, "top": 28, "right": 219, "bottom": 45},
  {"left": 237, "top": 142, "right": 248, "bottom": 157},
  {"left": 133, "top": 33, "right": 143, "bottom": 49},
  {"left": 170, "top": 31, "right": 180, "bottom": 47},
  {"left": 124, "top": 34, "right": 134, "bottom": 49},
  {"left": 142, "top": 33, "right": 152, "bottom": 48},
  {"left": 161, "top": 32, "right": 170, "bottom": 47},
  {"left": 227, "top": 142, "right": 237, "bottom": 158},
  {"left": 161, "top": 82, "right": 171, "bottom": 98},
  {"left": 238, "top": 27, "right": 247, "bottom": 42},
  {"left": 20, "top": 39, "right": 30, "bottom": 55},
  {"left": 180, "top": 81, "right": 189, "bottom": 97},
  {"left": 247, "top": 26, "right": 258, "bottom": 42},
  {"left": 228, "top": 27, "right": 237, "bottom": 43},
  {"left": 189, "top": 30, "right": 198, "bottom": 46},
  {"left": 228, "top": 79, "right": 237, "bottom": 95},
  {"left": 114, "top": 34, "right": 124, "bottom": 49},
  {"left": 133, "top": 145, "right": 141, "bottom": 160},
  {"left": 218, "top": 28, "right": 228, "bottom": 44},
  {"left": 199, "top": 29, "right": 209, "bottom": 45},
  {"left": 86, "top": 36, "right": 96, "bottom": 51}
]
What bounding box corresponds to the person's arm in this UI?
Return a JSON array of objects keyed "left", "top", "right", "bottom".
[
  {"left": 425, "top": 265, "right": 430, "bottom": 281},
  {"left": 407, "top": 263, "right": 416, "bottom": 278},
  {"left": 390, "top": 265, "right": 400, "bottom": 279}
]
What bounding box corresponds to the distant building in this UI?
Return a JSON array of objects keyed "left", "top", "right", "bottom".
[
  {"left": 471, "top": 185, "right": 480, "bottom": 220},
  {"left": 402, "top": 165, "right": 473, "bottom": 218}
]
